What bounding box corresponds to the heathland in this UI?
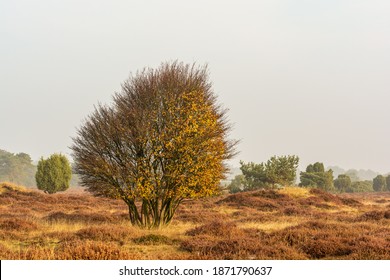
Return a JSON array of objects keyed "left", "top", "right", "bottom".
[{"left": 0, "top": 182, "right": 389, "bottom": 260}]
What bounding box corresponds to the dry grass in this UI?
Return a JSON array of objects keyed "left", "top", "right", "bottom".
[
  {"left": 0, "top": 181, "right": 28, "bottom": 194},
  {"left": 0, "top": 182, "right": 389, "bottom": 260},
  {"left": 279, "top": 186, "right": 311, "bottom": 198}
]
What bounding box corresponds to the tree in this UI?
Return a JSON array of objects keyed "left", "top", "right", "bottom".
[
  {"left": 334, "top": 174, "right": 352, "bottom": 193},
  {"left": 35, "top": 154, "right": 72, "bottom": 194},
  {"left": 345, "top": 170, "right": 360, "bottom": 182},
  {"left": 240, "top": 161, "right": 267, "bottom": 190},
  {"left": 264, "top": 155, "right": 299, "bottom": 187},
  {"left": 299, "top": 162, "right": 334, "bottom": 192},
  {"left": 304, "top": 162, "right": 325, "bottom": 173},
  {"left": 0, "top": 149, "right": 36, "bottom": 186},
  {"left": 227, "top": 174, "right": 246, "bottom": 193},
  {"left": 240, "top": 155, "right": 299, "bottom": 190},
  {"left": 373, "top": 175, "right": 386, "bottom": 192},
  {"left": 71, "top": 62, "right": 237, "bottom": 229},
  {"left": 386, "top": 175, "right": 390, "bottom": 191}
]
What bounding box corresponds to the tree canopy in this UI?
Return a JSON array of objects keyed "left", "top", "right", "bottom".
[
  {"left": 299, "top": 162, "right": 334, "bottom": 192},
  {"left": 373, "top": 175, "right": 386, "bottom": 192},
  {"left": 334, "top": 174, "right": 352, "bottom": 193},
  {"left": 71, "top": 61, "right": 237, "bottom": 228}
]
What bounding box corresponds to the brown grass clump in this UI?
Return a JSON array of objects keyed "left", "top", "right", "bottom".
[
  {"left": 45, "top": 211, "right": 115, "bottom": 224},
  {"left": 133, "top": 234, "right": 176, "bottom": 245},
  {"left": 181, "top": 221, "right": 306, "bottom": 260},
  {"left": 300, "top": 239, "right": 353, "bottom": 259},
  {"left": 186, "top": 221, "right": 239, "bottom": 237},
  {"left": 348, "top": 237, "right": 390, "bottom": 259},
  {"left": 217, "top": 191, "right": 280, "bottom": 211},
  {"left": 0, "top": 182, "right": 27, "bottom": 194},
  {"left": 270, "top": 220, "right": 390, "bottom": 259},
  {"left": 375, "top": 199, "right": 389, "bottom": 204},
  {"left": 0, "top": 218, "right": 38, "bottom": 231},
  {"left": 75, "top": 225, "right": 134, "bottom": 242},
  {"left": 181, "top": 221, "right": 253, "bottom": 259},
  {"left": 15, "top": 246, "right": 55, "bottom": 260},
  {"left": 308, "top": 188, "right": 340, "bottom": 202},
  {"left": 175, "top": 197, "right": 229, "bottom": 224},
  {"left": 340, "top": 197, "right": 362, "bottom": 207},
  {"left": 282, "top": 206, "right": 304, "bottom": 216},
  {"left": 54, "top": 240, "right": 135, "bottom": 260},
  {"left": 175, "top": 208, "right": 226, "bottom": 224},
  {"left": 0, "top": 243, "right": 15, "bottom": 259},
  {"left": 356, "top": 210, "right": 390, "bottom": 221},
  {"left": 232, "top": 208, "right": 273, "bottom": 223},
  {"left": 180, "top": 237, "right": 256, "bottom": 260}
]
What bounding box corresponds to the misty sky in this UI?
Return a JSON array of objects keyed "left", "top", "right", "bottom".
[{"left": 1, "top": 0, "right": 389, "bottom": 173}]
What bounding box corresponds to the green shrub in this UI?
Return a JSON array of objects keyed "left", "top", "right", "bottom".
[{"left": 35, "top": 154, "right": 72, "bottom": 194}]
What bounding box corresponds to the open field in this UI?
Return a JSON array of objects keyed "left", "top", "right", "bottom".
[{"left": 0, "top": 182, "right": 389, "bottom": 260}]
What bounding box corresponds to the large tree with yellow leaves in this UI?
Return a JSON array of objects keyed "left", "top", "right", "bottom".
[{"left": 71, "top": 62, "right": 237, "bottom": 228}]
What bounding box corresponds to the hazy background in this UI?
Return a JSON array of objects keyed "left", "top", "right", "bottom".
[{"left": 1, "top": 0, "right": 389, "bottom": 173}]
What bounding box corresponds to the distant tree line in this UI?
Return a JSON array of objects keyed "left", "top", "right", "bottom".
[
  {"left": 228, "top": 158, "right": 389, "bottom": 194},
  {"left": 0, "top": 149, "right": 36, "bottom": 186}
]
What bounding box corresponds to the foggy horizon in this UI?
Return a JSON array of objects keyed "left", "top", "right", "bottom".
[{"left": 1, "top": 1, "right": 389, "bottom": 174}]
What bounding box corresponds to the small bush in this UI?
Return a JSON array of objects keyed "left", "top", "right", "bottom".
[{"left": 35, "top": 154, "right": 72, "bottom": 194}]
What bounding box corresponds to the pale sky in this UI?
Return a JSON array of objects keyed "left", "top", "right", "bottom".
[{"left": 1, "top": 0, "right": 389, "bottom": 173}]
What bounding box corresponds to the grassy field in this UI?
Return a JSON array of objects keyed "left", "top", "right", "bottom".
[{"left": 0, "top": 182, "right": 389, "bottom": 260}]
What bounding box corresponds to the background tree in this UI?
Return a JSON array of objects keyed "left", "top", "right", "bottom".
[
  {"left": 345, "top": 170, "right": 360, "bottom": 182},
  {"left": 240, "top": 155, "right": 299, "bottom": 190},
  {"left": 240, "top": 161, "right": 267, "bottom": 190},
  {"left": 264, "top": 155, "right": 299, "bottom": 187},
  {"left": 227, "top": 174, "right": 246, "bottom": 193},
  {"left": 35, "top": 154, "right": 72, "bottom": 194},
  {"left": 385, "top": 175, "right": 390, "bottom": 192},
  {"left": 373, "top": 175, "right": 386, "bottom": 192},
  {"left": 334, "top": 174, "right": 352, "bottom": 193},
  {"left": 312, "top": 162, "right": 325, "bottom": 173},
  {"left": 0, "top": 149, "right": 36, "bottom": 186},
  {"left": 71, "top": 62, "right": 237, "bottom": 229},
  {"left": 299, "top": 162, "right": 334, "bottom": 192}
]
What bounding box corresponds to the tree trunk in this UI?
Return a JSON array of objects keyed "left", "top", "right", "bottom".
[{"left": 125, "top": 198, "right": 182, "bottom": 229}]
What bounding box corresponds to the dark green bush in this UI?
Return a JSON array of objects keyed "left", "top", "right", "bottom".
[{"left": 35, "top": 154, "right": 72, "bottom": 194}]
